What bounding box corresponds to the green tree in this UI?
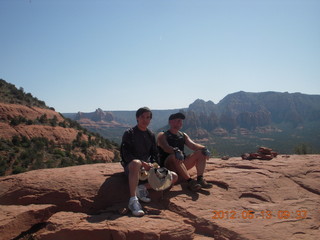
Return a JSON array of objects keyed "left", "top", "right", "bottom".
[
  {"left": 50, "top": 116, "right": 58, "bottom": 127},
  {"left": 39, "top": 114, "right": 48, "bottom": 124},
  {"left": 12, "top": 136, "right": 20, "bottom": 146},
  {"left": 294, "top": 143, "right": 312, "bottom": 154}
]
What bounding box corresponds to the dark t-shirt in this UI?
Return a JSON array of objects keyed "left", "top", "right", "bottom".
[
  {"left": 158, "top": 130, "right": 186, "bottom": 167},
  {"left": 120, "top": 126, "right": 158, "bottom": 167}
]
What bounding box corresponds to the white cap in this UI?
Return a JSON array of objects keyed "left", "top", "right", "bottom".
[{"left": 148, "top": 167, "right": 173, "bottom": 191}]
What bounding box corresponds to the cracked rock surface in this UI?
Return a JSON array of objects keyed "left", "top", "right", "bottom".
[{"left": 0, "top": 155, "right": 319, "bottom": 240}]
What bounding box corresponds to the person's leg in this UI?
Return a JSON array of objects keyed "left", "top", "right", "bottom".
[
  {"left": 184, "top": 150, "right": 206, "bottom": 176},
  {"left": 184, "top": 150, "right": 212, "bottom": 189},
  {"left": 164, "top": 154, "right": 190, "bottom": 180},
  {"left": 164, "top": 154, "right": 201, "bottom": 191},
  {"left": 127, "top": 160, "right": 151, "bottom": 203},
  {"left": 127, "top": 159, "right": 142, "bottom": 197},
  {"left": 126, "top": 160, "right": 145, "bottom": 217}
]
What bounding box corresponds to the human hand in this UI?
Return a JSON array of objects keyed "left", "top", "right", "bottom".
[
  {"left": 143, "top": 161, "right": 153, "bottom": 171},
  {"left": 152, "top": 162, "right": 160, "bottom": 169},
  {"left": 202, "top": 148, "right": 211, "bottom": 157},
  {"left": 174, "top": 148, "right": 184, "bottom": 161},
  {"left": 139, "top": 167, "right": 148, "bottom": 181}
]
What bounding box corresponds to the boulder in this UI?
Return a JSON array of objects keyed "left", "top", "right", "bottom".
[
  {"left": 241, "top": 147, "right": 278, "bottom": 160},
  {"left": 0, "top": 204, "right": 57, "bottom": 240},
  {"left": 0, "top": 155, "right": 319, "bottom": 240}
]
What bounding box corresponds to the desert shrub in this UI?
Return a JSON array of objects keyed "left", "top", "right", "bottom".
[
  {"left": 59, "top": 121, "right": 67, "bottom": 128},
  {"left": 113, "top": 151, "right": 121, "bottom": 162},
  {"left": 20, "top": 136, "right": 31, "bottom": 148},
  {"left": 64, "top": 144, "right": 72, "bottom": 152},
  {"left": 60, "top": 157, "right": 74, "bottom": 167},
  {"left": 38, "top": 114, "right": 48, "bottom": 124},
  {"left": 12, "top": 165, "right": 26, "bottom": 174},
  {"left": 12, "top": 136, "right": 20, "bottom": 146},
  {"left": 46, "top": 159, "right": 57, "bottom": 168},
  {"left": 76, "top": 156, "right": 85, "bottom": 165},
  {"left": 32, "top": 157, "right": 45, "bottom": 170},
  {"left": 294, "top": 143, "right": 312, "bottom": 154},
  {"left": 50, "top": 116, "right": 58, "bottom": 127},
  {"left": 53, "top": 149, "right": 66, "bottom": 157},
  {"left": 10, "top": 116, "right": 28, "bottom": 126},
  {"left": 20, "top": 149, "right": 35, "bottom": 167},
  {"left": 0, "top": 139, "right": 10, "bottom": 151},
  {"left": 32, "top": 138, "right": 49, "bottom": 151},
  {"left": 86, "top": 156, "right": 93, "bottom": 164},
  {"left": 0, "top": 156, "right": 7, "bottom": 175}
]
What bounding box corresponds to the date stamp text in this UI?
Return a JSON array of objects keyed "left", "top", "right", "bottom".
[{"left": 212, "top": 210, "right": 308, "bottom": 220}]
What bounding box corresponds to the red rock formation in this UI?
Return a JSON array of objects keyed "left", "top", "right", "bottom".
[
  {"left": 0, "top": 103, "right": 76, "bottom": 145},
  {"left": 0, "top": 155, "right": 319, "bottom": 240},
  {"left": 241, "top": 147, "right": 278, "bottom": 160},
  {"left": 1, "top": 123, "right": 85, "bottom": 145},
  {"left": 0, "top": 103, "right": 64, "bottom": 122},
  {"left": 0, "top": 103, "right": 116, "bottom": 165},
  {"left": 0, "top": 204, "right": 57, "bottom": 240}
]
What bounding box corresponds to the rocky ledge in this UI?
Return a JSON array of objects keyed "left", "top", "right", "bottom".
[{"left": 0, "top": 155, "right": 319, "bottom": 240}]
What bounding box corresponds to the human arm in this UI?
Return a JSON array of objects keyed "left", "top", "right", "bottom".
[
  {"left": 120, "top": 130, "right": 135, "bottom": 165},
  {"left": 150, "top": 132, "right": 159, "bottom": 163},
  {"left": 184, "top": 133, "right": 210, "bottom": 159},
  {"left": 184, "top": 133, "right": 205, "bottom": 151},
  {"left": 157, "top": 132, "right": 184, "bottom": 160},
  {"left": 157, "top": 132, "right": 176, "bottom": 154}
]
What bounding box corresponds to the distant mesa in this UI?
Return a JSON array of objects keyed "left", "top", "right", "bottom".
[
  {"left": 64, "top": 91, "right": 320, "bottom": 155},
  {"left": 75, "top": 108, "right": 115, "bottom": 122}
]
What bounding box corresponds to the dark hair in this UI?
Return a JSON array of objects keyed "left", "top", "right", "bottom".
[
  {"left": 136, "top": 107, "right": 152, "bottom": 119},
  {"left": 169, "top": 112, "right": 185, "bottom": 121}
]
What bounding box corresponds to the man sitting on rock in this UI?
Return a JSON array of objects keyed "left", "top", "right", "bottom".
[
  {"left": 120, "top": 107, "right": 178, "bottom": 217},
  {"left": 157, "top": 112, "right": 212, "bottom": 191}
]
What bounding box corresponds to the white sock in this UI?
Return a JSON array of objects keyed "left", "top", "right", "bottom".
[{"left": 130, "top": 196, "right": 138, "bottom": 202}]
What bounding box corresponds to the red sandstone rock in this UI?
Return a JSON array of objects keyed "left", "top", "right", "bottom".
[
  {"left": 0, "top": 155, "right": 319, "bottom": 240},
  {"left": 0, "top": 204, "right": 57, "bottom": 240},
  {"left": 90, "top": 147, "right": 115, "bottom": 163},
  {"left": 242, "top": 147, "right": 278, "bottom": 160},
  {"left": 0, "top": 122, "right": 88, "bottom": 145},
  {"left": 36, "top": 211, "right": 194, "bottom": 240},
  {"left": 0, "top": 103, "right": 64, "bottom": 122}
]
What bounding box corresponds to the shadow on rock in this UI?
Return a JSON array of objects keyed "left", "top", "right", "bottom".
[{"left": 88, "top": 172, "right": 129, "bottom": 215}]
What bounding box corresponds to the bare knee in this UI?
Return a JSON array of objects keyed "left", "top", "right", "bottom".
[
  {"left": 194, "top": 149, "right": 207, "bottom": 161},
  {"left": 164, "top": 154, "right": 176, "bottom": 168},
  {"left": 128, "top": 159, "right": 142, "bottom": 173}
]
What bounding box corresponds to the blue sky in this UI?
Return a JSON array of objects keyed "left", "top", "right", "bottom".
[{"left": 1, "top": 0, "right": 319, "bottom": 113}]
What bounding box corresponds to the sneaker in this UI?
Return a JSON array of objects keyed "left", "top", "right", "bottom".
[
  {"left": 197, "top": 178, "right": 213, "bottom": 189},
  {"left": 188, "top": 179, "right": 201, "bottom": 192},
  {"left": 136, "top": 184, "right": 151, "bottom": 203},
  {"left": 128, "top": 197, "right": 144, "bottom": 217}
]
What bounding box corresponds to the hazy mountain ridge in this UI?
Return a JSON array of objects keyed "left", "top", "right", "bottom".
[
  {"left": 64, "top": 108, "right": 182, "bottom": 142},
  {"left": 181, "top": 92, "right": 320, "bottom": 155},
  {"left": 182, "top": 91, "right": 320, "bottom": 133},
  {"left": 66, "top": 91, "right": 320, "bottom": 155},
  {"left": 65, "top": 109, "right": 183, "bottom": 129},
  {"left": 220, "top": 91, "right": 320, "bottom": 122},
  {"left": 67, "top": 91, "right": 320, "bottom": 134}
]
